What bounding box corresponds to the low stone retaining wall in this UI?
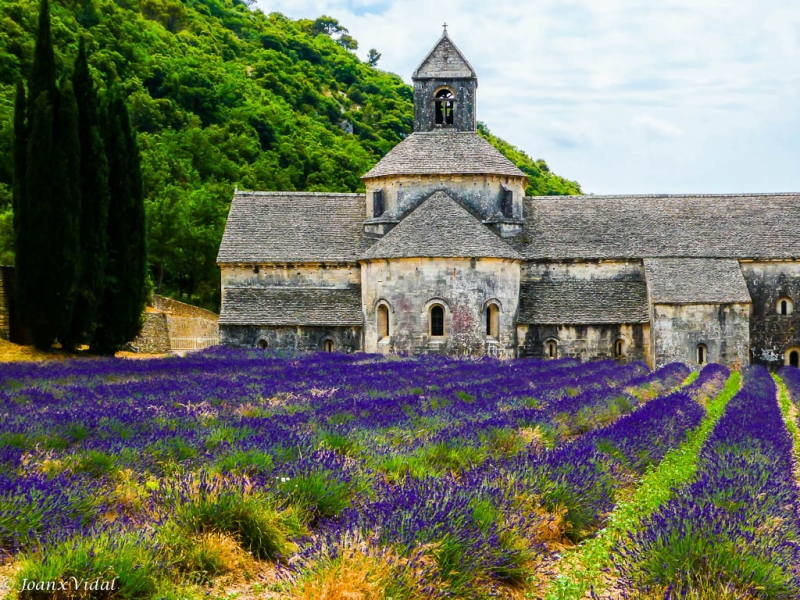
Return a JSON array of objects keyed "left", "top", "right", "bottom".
[
  {"left": 0, "top": 266, "right": 8, "bottom": 341},
  {"left": 130, "top": 312, "right": 171, "bottom": 353},
  {"left": 130, "top": 295, "right": 219, "bottom": 353}
]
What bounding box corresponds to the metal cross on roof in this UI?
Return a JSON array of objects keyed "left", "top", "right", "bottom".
[{"left": 442, "top": 22, "right": 448, "bottom": 33}]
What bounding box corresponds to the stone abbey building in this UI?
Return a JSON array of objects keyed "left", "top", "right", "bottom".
[{"left": 217, "top": 30, "right": 800, "bottom": 370}]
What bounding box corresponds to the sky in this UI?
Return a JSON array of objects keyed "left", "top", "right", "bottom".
[{"left": 256, "top": 0, "right": 800, "bottom": 195}]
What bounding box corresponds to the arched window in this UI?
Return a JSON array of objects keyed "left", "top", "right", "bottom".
[
  {"left": 377, "top": 304, "right": 390, "bottom": 339},
  {"left": 373, "top": 189, "right": 384, "bottom": 218},
  {"left": 778, "top": 297, "right": 794, "bottom": 315},
  {"left": 485, "top": 304, "right": 499, "bottom": 338},
  {"left": 257, "top": 339, "right": 268, "bottom": 350},
  {"left": 785, "top": 347, "right": 800, "bottom": 367},
  {"left": 430, "top": 304, "right": 445, "bottom": 337},
  {"left": 697, "top": 344, "right": 707, "bottom": 365},
  {"left": 324, "top": 339, "right": 335, "bottom": 352},
  {"left": 434, "top": 89, "right": 454, "bottom": 126},
  {"left": 546, "top": 340, "right": 557, "bottom": 359},
  {"left": 615, "top": 339, "right": 625, "bottom": 359}
]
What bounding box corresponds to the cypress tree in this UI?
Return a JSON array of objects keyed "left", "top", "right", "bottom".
[
  {"left": 12, "top": 79, "right": 26, "bottom": 235},
  {"left": 52, "top": 77, "right": 82, "bottom": 340},
  {"left": 63, "top": 38, "right": 110, "bottom": 350},
  {"left": 28, "top": 0, "right": 55, "bottom": 110},
  {"left": 19, "top": 87, "right": 57, "bottom": 347},
  {"left": 16, "top": 0, "right": 81, "bottom": 349},
  {"left": 94, "top": 88, "right": 147, "bottom": 353}
]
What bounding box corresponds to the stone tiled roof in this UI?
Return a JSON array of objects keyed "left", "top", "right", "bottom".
[
  {"left": 518, "top": 279, "right": 650, "bottom": 324},
  {"left": 362, "top": 191, "right": 523, "bottom": 260},
  {"left": 219, "top": 287, "right": 363, "bottom": 326},
  {"left": 644, "top": 258, "right": 752, "bottom": 304},
  {"left": 216, "top": 192, "right": 366, "bottom": 264},
  {"left": 412, "top": 32, "right": 477, "bottom": 80},
  {"left": 362, "top": 131, "right": 527, "bottom": 179},
  {"left": 517, "top": 194, "right": 800, "bottom": 259}
]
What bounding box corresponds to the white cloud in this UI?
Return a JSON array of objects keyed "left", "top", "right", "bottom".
[
  {"left": 255, "top": 0, "right": 800, "bottom": 194},
  {"left": 632, "top": 115, "right": 684, "bottom": 139}
]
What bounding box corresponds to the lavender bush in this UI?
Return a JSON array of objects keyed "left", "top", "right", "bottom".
[
  {"left": 0, "top": 350, "right": 700, "bottom": 597},
  {"left": 613, "top": 366, "right": 800, "bottom": 599}
]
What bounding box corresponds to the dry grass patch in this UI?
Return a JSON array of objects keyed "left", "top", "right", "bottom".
[
  {"left": 0, "top": 339, "right": 68, "bottom": 362},
  {"left": 292, "top": 550, "right": 397, "bottom": 600}
]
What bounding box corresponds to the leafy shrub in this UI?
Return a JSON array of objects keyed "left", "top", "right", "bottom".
[
  {"left": 213, "top": 449, "right": 274, "bottom": 476},
  {"left": 179, "top": 489, "right": 303, "bottom": 559},
  {"left": 16, "top": 531, "right": 162, "bottom": 600},
  {"left": 281, "top": 472, "right": 354, "bottom": 522}
]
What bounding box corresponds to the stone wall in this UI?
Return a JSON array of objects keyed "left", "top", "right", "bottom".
[
  {"left": 166, "top": 315, "right": 218, "bottom": 340},
  {"left": 517, "top": 261, "right": 650, "bottom": 363},
  {"left": 521, "top": 260, "right": 645, "bottom": 280},
  {"left": 151, "top": 294, "right": 219, "bottom": 321},
  {"left": 130, "top": 295, "right": 219, "bottom": 353},
  {"left": 129, "top": 312, "right": 171, "bottom": 353},
  {"left": 361, "top": 257, "right": 521, "bottom": 358},
  {"left": 518, "top": 323, "right": 651, "bottom": 364},
  {"left": 364, "top": 174, "right": 526, "bottom": 229},
  {"left": 0, "top": 266, "right": 28, "bottom": 344},
  {"left": 220, "top": 324, "right": 362, "bottom": 352},
  {"left": 219, "top": 264, "right": 361, "bottom": 354},
  {"left": 220, "top": 263, "right": 360, "bottom": 289},
  {"left": 740, "top": 261, "right": 800, "bottom": 368},
  {"left": 413, "top": 78, "right": 476, "bottom": 132},
  {"left": 650, "top": 303, "right": 750, "bottom": 369},
  {"left": 0, "top": 265, "right": 8, "bottom": 340}
]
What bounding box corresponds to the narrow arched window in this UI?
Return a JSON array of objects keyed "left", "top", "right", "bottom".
[
  {"left": 546, "top": 340, "right": 557, "bottom": 359},
  {"left": 486, "top": 304, "right": 499, "bottom": 338},
  {"left": 778, "top": 297, "right": 793, "bottom": 315},
  {"left": 501, "top": 185, "right": 513, "bottom": 218},
  {"left": 430, "top": 305, "right": 445, "bottom": 337},
  {"left": 377, "top": 304, "right": 389, "bottom": 339},
  {"left": 373, "top": 189, "right": 384, "bottom": 218},
  {"left": 615, "top": 339, "right": 625, "bottom": 359},
  {"left": 790, "top": 350, "right": 799, "bottom": 368},
  {"left": 324, "top": 340, "right": 334, "bottom": 352},
  {"left": 257, "top": 339, "right": 268, "bottom": 350},
  {"left": 697, "top": 344, "right": 707, "bottom": 365},
  {"left": 434, "top": 89, "right": 454, "bottom": 126}
]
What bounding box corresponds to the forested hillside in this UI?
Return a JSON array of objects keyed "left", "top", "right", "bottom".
[{"left": 0, "top": 0, "right": 581, "bottom": 310}]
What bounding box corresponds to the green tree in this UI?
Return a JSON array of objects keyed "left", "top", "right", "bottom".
[
  {"left": 27, "top": 0, "right": 55, "bottom": 107},
  {"left": 93, "top": 87, "right": 147, "bottom": 353},
  {"left": 16, "top": 0, "right": 81, "bottom": 349},
  {"left": 367, "top": 49, "right": 381, "bottom": 67},
  {"left": 337, "top": 34, "right": 357, "bottom": 51},
  {"left": 311, "top": 16, "right": 346, "bottom": 37},
  {"left": 12, "top": 79, "right": 25, "bottom": 238},
  {"left": 63, "top": 37, "right": 110, "bottom": 350}
]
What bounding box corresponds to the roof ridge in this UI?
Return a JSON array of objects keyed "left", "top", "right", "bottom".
[
  {"left": 412, "top": 30, "right": 477, "bottom": 80},
  {"left": 362, "top": 131, "right": 526, "bottom": 179},
  {"left": 362, "top": 190, "right": 522, "bottom": 260},
  {"left": 525, "top": 192, "right": 800, "bottom": 200},
  {"left": 224, "top": 285, "right": 354, "bottom": 289}
]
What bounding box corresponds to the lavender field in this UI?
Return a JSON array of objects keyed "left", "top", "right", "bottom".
[{"left": 0, "top": 350, "right": 798, "bottom": 599}]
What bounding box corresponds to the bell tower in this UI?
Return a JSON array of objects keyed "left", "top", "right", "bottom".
[{"left": 412, "top": 25, "right": 478, "bottom": 133}]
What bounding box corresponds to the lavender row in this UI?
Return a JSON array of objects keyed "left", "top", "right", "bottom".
[
  {"left": 613, "top": 366, "right": 800, "bottom": 599},
  {"left": 502, "top": 386, "right": 705, "bottom": 542},
  {"left": 297, "top": 376, "right": 709, "bottom": 595},
  {"left": 0, "top": 352, "right": 655, "bottom": 558},
  {"left": 0, "top": 356, "right": 652, "bottom": 482}
]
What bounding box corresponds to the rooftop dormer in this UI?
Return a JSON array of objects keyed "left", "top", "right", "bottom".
[{"left": 412, "top": 25, "right": 477, "bottom": 133}]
